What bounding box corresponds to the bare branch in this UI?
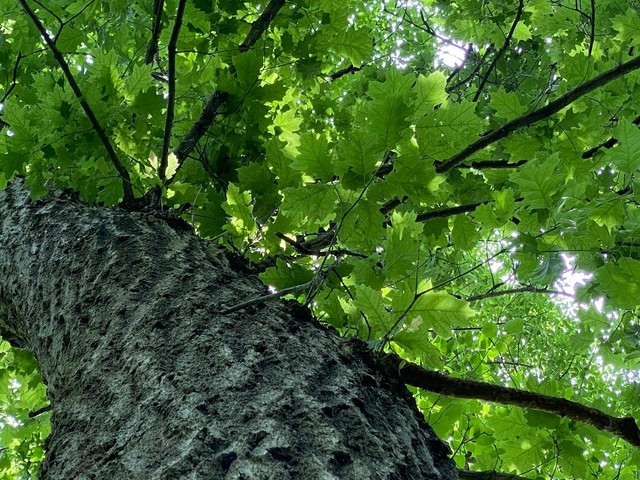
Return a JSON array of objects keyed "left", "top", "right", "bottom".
[
  {"left": 159, "top": 0, "right": 187, "bottom": 182},
  {"left": 17, "top": 0, "right": 134, "bottom": 202},
  {"left": 472, "top": 0, "right": 524, "bottom": 102},
  {"left": 239, "top": 0, "right": 286, "bottom": 52},
  {"left": 145, "top": 0, "right": 165, "bottom": 64},
  {"left": 436, "top": 54, "right": 640, "bottom": 173},
  {"left": 384, "top": 354, "right": 640, "bottom": 448}
]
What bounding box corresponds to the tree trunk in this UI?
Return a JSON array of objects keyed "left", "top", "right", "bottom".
[{"left": 0, "top": 180, "right": 456, "bottom": 479}]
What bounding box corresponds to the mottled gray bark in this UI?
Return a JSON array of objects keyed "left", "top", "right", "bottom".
[{"left": 0, "top": 179, "right": 456, "bottom": 479}]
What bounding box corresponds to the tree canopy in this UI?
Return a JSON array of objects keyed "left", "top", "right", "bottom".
[{"left": 1, "top": 0, "right": 640, "bottom": 478}]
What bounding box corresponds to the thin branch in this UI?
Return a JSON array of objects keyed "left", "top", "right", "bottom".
[
  {"left": 167, "top": 0, "right": 285, "bottom": 184},
  {"left": 466, "top": 286, "right": 574, "bottom": 302},
  {"left": 239, "top": 0, "right": 286, "bottom": 52},
  {"left": 416, "top": 201, "right": 486, "bottom": 223},
  {"left": 459, "top": 159, "right": 527, "bottom": 169},
  {"left": 582, "top": 113, "right": 640, "bottom": 159},
  {"left": 588, "top": 0, "right": 595, "bottom": 58},
  {"left": 220, "top": 273, "right": 326, "bottom": 314},
  {"left": 328, "top": 64, "right": 365, "bottom": 81},
  {"left": 170, "top": 90, "right": 228, "bottom": 178},
  {"left": 447, "top": 45, "right": 494, "bottom": 92},
  {"left": 0, "top": 51, "right": 23, "bottom": 104},
  {"left": 159, "top": 0, "right": 187, "bottom": 182},
  {"left": 472, "top": 0, "right": 524, "bottom": 102},
  {"left": 384, "top": 353, "right": 640, "bottom": 448},
  {"left": 458, "top": 470, "right": 532, "bottom": 480},
  {"left": 17, "top": 0, "right": 134, "bottom": 202},
  {"left": 145, "top": 0, "right": 165, "bottom": 64},
  {"left": 436, "top": 54, "right": 640, "bottom": 173},
  {"left": 381, "top": 249, "right": 509, "bottom": 343},
  {"left": 28, "top": 404, "right": 52, "bottom": 418}
]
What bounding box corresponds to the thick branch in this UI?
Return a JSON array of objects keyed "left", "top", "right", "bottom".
[
  {"left": 239, "top": 0, "right": 286, "bottom": 52},
  {"left": 472, "top": 0, "right": 524, "bottom": 102},
  {"left": 159, "top": 0, "right": 187, "bottom": 181},
  {"left": 385, "top": 354, "right": 640, "bottom": 448},
  {"left": 436, "top": 54, "right": 640, "bottom": 173},
  {"left": 18, "top": 0, "right": 134, "bottom": 202}
]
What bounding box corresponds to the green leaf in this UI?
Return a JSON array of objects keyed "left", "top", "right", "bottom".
[
  {"left": 289, "top": 132, "right": 335, "bottom": 182},
  {"left": 588, "top": 192, "right": 625, "bottom": 232},
  {"left": 451, "top": 215, "right": 478, "bottom": 250},
  {"left": 490, "top": 88, "right": 527, "bottom": 120},
  {"left": 604, "top": 119, "right": 640, "bottom": 173},
  {"left": 331, "top": 27, "right": 372, "bottom": 67},
  {"left": 124, "top": 63, "right": 153, "bottom": 100},
  {"left": 280, "top": 183, "right": 338, "bottom": 227},
  {"left": 509, "top": 154, "right": 562, "bottom": 211},
  {"left": 260, "top": 258, "right": 314, "bottom": 290},
  {"left": 222, "top": 183, "right": 256, "bottom": 237},
  {"left": 613, "top": 9, "right": 640, "bottom": 47},
  {"left": 594, "top": 257, "right": 640, "bottom": 309},
  {"left": 410, "top": 291, "right": 476, "bottom": 338},
  {"left": 412, "top": 71, "right": 448, "bottom": 117},
  {"left": 352, "top": 284, "right": 393, "bottom": 338}
]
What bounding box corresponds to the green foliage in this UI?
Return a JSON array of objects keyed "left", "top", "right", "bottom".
[{"left": 2, "top": 0, "right": 640, "bottom": 478}]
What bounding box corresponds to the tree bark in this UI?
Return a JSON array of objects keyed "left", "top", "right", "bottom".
[{"left": 0, "top": 180, "right": 456, "bottom": 479}]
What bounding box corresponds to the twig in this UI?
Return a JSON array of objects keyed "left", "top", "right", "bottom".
[
  {"left": 436, "top": 54, "right": 640, "bottom": 173},
  {"left": 145, "top": 0, "right": 165, "bottom": 64},
  {"left": 159, "top": 0, "right": 187, "bottom": 182},
  {"left": 384, "top": 353, "right": 640, "bottom": 448},
  {"left": 220, "top": 275, "right": 323, "bottom": 314},
  {"left": 447, "top": 45, "right": 493, "bottom": 92},
  {"left": 239, "top": 0, "right": 286, "bottom": 52},
  {"left": 17, "top": 0, "right": 134, "bottom": 202},
  {"left": 472, "top": 0, "right": 524, "bottom": 102},
  {"left": 466, "top": 286, "right": 574, "bottom": 302}
]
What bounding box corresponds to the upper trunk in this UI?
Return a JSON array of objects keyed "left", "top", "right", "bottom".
[{"left": 0, "top": 180, "right": 456, "bottom": 479}]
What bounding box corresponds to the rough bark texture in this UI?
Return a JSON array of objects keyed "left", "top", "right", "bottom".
[{"left": 0, "top": 180, "right": 457, "bottom": 479}]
